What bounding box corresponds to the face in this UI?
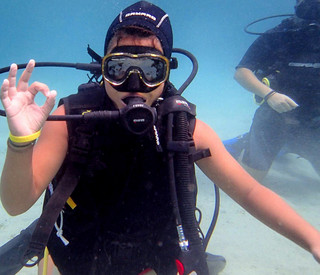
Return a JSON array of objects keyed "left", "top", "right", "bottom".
[{"left": 104, "top": 34, "right": 165, "bottom": 109}]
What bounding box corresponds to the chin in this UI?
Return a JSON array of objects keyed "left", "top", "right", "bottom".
[{"left": 118, "top": 101, "right": 127, "bottom": 109}]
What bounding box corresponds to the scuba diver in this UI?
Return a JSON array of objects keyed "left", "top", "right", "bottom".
[
  {"left": 2, "top": 1, "right": 320, "bottom": 274},
  {"left": 228, "top": 0, "right": 320, "bottom": 181}
]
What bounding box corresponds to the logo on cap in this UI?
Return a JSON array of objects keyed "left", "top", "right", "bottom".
[{"left": 125, "top": 11, "right": 156, "bottom": 21}]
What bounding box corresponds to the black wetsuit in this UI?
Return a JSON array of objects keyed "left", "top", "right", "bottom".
[
  {"left": 237, "top": 16, "right": 320, "bottom": 172},
  {"left": 46, "top": 86, "right": 180, "bottom": 275}
]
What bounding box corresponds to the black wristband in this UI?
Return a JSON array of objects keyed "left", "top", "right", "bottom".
[
  {"left": 264, "top": 90, "right": 276, "bottom": 101},
  {"left": 7, "top": 138, "right": 35, "bottom": 152}
]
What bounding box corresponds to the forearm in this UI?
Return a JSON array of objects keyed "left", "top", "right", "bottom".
[
  {"left": 234, "top": 67, "right": 273, "bottom": 98},
  {"left": 0, "top": 141, "right": 37, "bottom": 215},
  {"left": 242, "top": 184, "right": 320, "bottom": 253},
  {"left": 0, "top": 60, "right": 60, "bottom": 215}
]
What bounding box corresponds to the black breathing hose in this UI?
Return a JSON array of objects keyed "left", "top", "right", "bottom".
[
  {"left": 173, "top": 111, "right": 209, "bottom": 274},
  {"left": 172, "top": 48, "right": 198, "bottom": 95},
  {"left": 166, "top": 113, "right": 184, "bottom": 227},
  {"left": 204, "top": 184, "right": 220, "bottom": 250},
  {"left": 0, "top": 62, "right": 101, "bottom": 75},
  {"left": 244, "top": 14, "right": 294, "bottom": 35}
]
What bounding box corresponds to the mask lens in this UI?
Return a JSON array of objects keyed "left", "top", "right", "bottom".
[
  {"left": 139, "top": 57, "right": 167, "bottom": 84},
  {"left": 105, "top": 57, "right": 131, "bottom": 83},
  {"left": 102, "top": 53, "right": 169, "bottom": 87}
]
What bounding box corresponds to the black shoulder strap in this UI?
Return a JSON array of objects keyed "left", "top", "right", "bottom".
[
  {"left": 159, "top": 95, "right": 210, "bottom": 162},
  {"left": 22, "top": 84, "right": 104, "bottom": 266},
  {"left": 23, "top": 126, "right": 94, "bottom": 266},
  {"left": 158, "top": 95, "right": 196, "bottom": 117},
  {"left": 23, "top": 165, "right": 82, "bottom": 266}
]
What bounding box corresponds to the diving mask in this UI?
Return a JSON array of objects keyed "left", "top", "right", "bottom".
[{"left": 102, "top": 46, "right": 169, "bottom": 93}]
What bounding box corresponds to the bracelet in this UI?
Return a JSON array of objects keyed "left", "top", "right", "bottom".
[
  {"left": 7, "top": 138, "right": 35, "bottom": 152},
  {"left": 9, "top": 130, "right": 41, "bottom": 143},
  {"left": 264, "top": 90, "right": 277, "bottom": 101}
]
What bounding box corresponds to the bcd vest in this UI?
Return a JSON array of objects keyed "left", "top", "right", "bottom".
[{"left": 25, "top": 82, "right": 210, "bottom": 275}]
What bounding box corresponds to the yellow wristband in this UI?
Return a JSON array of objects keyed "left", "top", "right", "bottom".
[{"left": 9, "top": 130, "right": 41, "bottom": 143}]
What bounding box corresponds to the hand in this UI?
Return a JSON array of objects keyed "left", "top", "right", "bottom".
[
  {"left": 0, "top": 60, "right": 57, "bottom": 136},
  {"left": 311, "top": 246, "right": 320, "bottom": 263},
  {"left": 266, "top": 92, "right": 299, "bottom": 113}
]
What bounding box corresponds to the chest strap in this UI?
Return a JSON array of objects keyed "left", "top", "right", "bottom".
[{"left": 22, "top": 127, "right": 93, "bottom": 267}]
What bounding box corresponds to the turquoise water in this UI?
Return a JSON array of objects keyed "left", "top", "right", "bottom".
[
  {"left": 0, "top": 0, "right": 319, "bottom": 274},
  {"left": 0, "top": 0, "right": 294, "bottom": 135}
]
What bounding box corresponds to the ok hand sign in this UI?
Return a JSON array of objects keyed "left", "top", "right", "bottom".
[{"left": 0, "top": 60, "right": 57, "bottom": 136}]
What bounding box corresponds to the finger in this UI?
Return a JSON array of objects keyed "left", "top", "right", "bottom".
[
  {"left": 17, "top": 59, "right": 35, "bottom": 92},
  {"left": 278, "top": 99, "right": 298, "bottom": 112},
  {"left": 29, "top": 82, "right": 56, "bottom": 115},
  {"left": 41, "top": 90, "right": 57, "bottom": 114},
  {"left": 272, "top": 102, "right": 288, "bottom": 113},
  {"left": 268, "top": 100, "right": 284, "bottom": 113},
  {"left": 276, "top": 107, "right": 285, "bottom": 113},
  {"left": 7, "top": 64, "right": 18, "bottom": 96},
  {"left": 28, "top": 81, "right": 50, "bottom": 97},
  {"left": 287, "top": 97, "right": 299, "bottom": 108},
  {"left": 312, "top": 250, "right": 320, "bottom": 263},
  {"left": 282, "top": 100, "right": 298, "bottom": 112},
  {"left": 277, "top": 102, "right": 290, "bottom": 113},
  {"left": 0, "top": 79, "right": 11, "bottom": 108}
]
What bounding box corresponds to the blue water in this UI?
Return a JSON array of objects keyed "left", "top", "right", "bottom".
[
  {"left": 0, "top": 0, "right": 319, "bottom": 274},
  {"left": 0, "top": 0, "right": 293, "bottom": 137}
]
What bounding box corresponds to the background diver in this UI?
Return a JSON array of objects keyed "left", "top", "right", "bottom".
[{"left": 227, "top": 0, "right": 320, "bottom": 181}]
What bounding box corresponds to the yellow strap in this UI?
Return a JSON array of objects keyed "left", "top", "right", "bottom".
[
  {"left": 42, "top": 247, "right": 49, "bottom": 275},
  {"left": 253, "top": 94, "right": 264, "bottom": 106},
  {"left": 261, "top": 77, "right": 270, "bottom": 87},
  {"left": 253, "top": 76, "right": 271, "bottom": 106},
  {"left": 9, "top": 130, "right": 41, "bottom": 143},
  {"left": 67, "top": 197, "right": 77, "bottom": 209},
  {"left": 81, "top": 110, "right": 91, "bottom": 115}
]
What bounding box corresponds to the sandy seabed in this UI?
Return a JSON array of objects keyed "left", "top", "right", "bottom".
[
  {"left": 202, "top": 154, "right": 320, "bottom": 275},
  {"left": 1, "top": 153, "right": 320, "bottom": 275}
]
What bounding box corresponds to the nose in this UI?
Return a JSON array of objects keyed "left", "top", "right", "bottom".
[{"left": 126, "top": 73, "right": 143, "bottom": 91}]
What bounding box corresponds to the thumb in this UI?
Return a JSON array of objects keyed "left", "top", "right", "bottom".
[{"left": 285, "top": 96, "right": 299, "bottom": 108}]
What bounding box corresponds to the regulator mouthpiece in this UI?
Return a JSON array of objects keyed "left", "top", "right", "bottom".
[{"left": 120, "top": 97, "right": 157, "bottom": 135}]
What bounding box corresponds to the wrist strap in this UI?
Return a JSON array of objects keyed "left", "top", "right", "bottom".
[
  {"left": 7, "top": 138, "right": 35, "bottom": 152},
  {"left": 9, "top": 130, "right": 41, "bottom": 143},
  {"left": 264, "top": 90, "right": 276, "bottom": 101}
]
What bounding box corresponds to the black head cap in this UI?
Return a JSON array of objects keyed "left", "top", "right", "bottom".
[
  {"left": 295, "top": 0, "right": 320, "bottom": 20},
  {"left": 104, "top": 1, "right": 173, "bottom": 58}
]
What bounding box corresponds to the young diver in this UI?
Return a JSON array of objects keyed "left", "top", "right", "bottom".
[{"left": 1, "top": 1, "right": 320, "bottom": 274}]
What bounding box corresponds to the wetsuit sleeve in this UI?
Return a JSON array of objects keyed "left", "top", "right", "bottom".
[
  {"left": 236, "top": 17, "right": 298, "bottom": 72},
  {"left": 236, "top": 32, "right": 281, "bottom": 72}
]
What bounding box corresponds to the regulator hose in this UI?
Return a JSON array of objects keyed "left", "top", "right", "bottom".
[
  {"left": 173, "top": 111, "right": 209, "bottom": 274},
  {"left": 244, "top": 14, "right": 294, "bottom": 35}
]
